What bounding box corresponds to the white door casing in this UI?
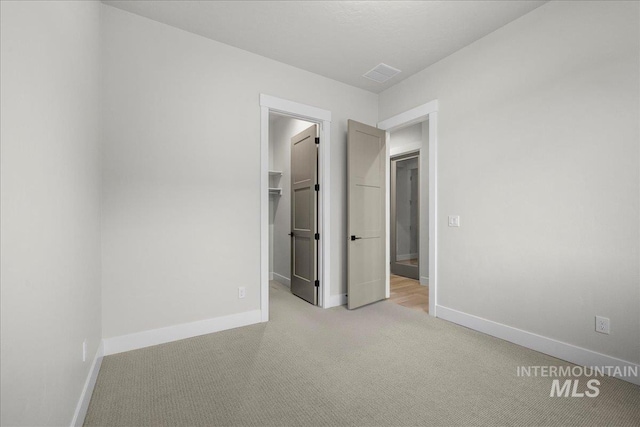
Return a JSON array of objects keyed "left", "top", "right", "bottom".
[
  {"left": 378, "top": 100, "right": 438, "bottom": 316},
  {"left": 260, "top": 94, "right": 332, "bottom": 321}
]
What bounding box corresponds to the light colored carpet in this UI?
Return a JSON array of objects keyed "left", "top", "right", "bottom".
[{"left": 85, "top": 282, "right": 640, "bottom": 426}]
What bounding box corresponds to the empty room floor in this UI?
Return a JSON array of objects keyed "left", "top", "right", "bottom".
[{"left": 84, "top": 282, "right": 640, "bottom": 426}]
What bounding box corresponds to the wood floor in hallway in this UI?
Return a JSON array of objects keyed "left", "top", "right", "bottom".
[{"left": 389, "top": 274, "right": 428, "bottom": 314}]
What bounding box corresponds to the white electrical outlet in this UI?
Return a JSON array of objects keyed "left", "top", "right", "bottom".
[
  {"left": 448, "top": 215, "right": 460, "bottom": 227},
  {"left": 238, "top": 287, "right": 246, "bottom": 299},
  {"left": 82, "top": 340, "right": 87, "bottom": 362},
  {"left": 595, "top": 316, "right": 610, "bottom": 334}
]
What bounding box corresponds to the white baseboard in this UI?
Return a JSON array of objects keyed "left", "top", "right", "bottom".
[
  {"left": 103, "top": 310, "right": 262, "bottom": 356},
  {"left": 71, "top": 341, "right": 104, "bottom": 427},
  {"left": 326, "top": 293, "right": 347, "bottom": 308},
  {"left": 397, "top": 253, "right": 418, "bottom": 261},
  {"left": 272, "top": 272, "right": 291, "bottom": 288},
  {"left": 436, "top": 305, "right": 640, "bottom": 386},
  {"left": 420, "top": 276, "right": 429, "bottom": 286}
]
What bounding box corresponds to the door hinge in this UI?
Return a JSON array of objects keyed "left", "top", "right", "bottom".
[
  {"left": 314, "top": 184, "right": 320, "bottom": 192},
  {"left": 314, "top": 280, "right": 320, "bottom": 287},
  {"left": 314, "top": 233, "right": 320, "bottom": 240},
  {"left": 315, "top": 137, "right": 320, "bottom": 145}
]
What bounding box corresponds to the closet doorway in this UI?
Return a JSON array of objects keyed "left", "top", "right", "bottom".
[
  {"left": 268, "top": 113, "right": 319, "bottom": 305},
  {"left": 260, "top": 94, "right": 332, "bottom": 321}
]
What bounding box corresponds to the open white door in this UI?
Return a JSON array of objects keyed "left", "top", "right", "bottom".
[{"left": 347, "top": 120, "right": 386, "bottom": 309}]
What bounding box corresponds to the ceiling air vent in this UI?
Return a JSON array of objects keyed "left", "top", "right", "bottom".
[{"left": 363, "top": 63, "right": 401, "bottom": 83}]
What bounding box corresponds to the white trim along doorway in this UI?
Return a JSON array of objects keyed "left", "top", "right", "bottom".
[
  {"left": 259, "top": 94, "right": 332, "bottom": 321},
  {"left": 378, "top": 100, "right": 439, "bottom": 316}
]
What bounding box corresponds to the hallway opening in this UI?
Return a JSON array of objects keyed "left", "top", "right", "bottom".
[{"left": 386, "top": 121, "right": 429, "bottom": 314}]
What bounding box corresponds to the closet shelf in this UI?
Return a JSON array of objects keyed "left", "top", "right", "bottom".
[{"left": 269, "top": 188, "right": 282, "bottom": 196}]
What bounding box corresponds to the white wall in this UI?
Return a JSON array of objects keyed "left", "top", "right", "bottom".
[
  {"left": 390, "top": 122, "right": 422, "bottom": 155},
  {"left": 0, "top": 1, "right": 103, "bottom": 425},
  {"left": 269, "top": 115, "right": 315, "bottom": 286},
  {"left": 101, "top": 5, "right": 378, "bottom": 339},
  {"left": 379, "top": 1, "right": 640, "bottom": 364}
]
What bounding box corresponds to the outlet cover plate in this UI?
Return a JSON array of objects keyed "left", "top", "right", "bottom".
[
  {"left": 448, "top": 215, "right": 460, "bottom": 227},
  {"left": 595, "top": 316, "right": 610, "bottom": 334}
]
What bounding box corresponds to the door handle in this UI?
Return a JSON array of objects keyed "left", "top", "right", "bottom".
[
  {"left": 289, "top": 232, "right": 294, "bottom": 237},
  {"left": 350, "top": 235, "right": 362, "bottom": 241}
]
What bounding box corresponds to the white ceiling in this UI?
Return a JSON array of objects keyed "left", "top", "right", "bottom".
[{"left": 103, "top": 0, "right": 547, "bottom": 94}]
